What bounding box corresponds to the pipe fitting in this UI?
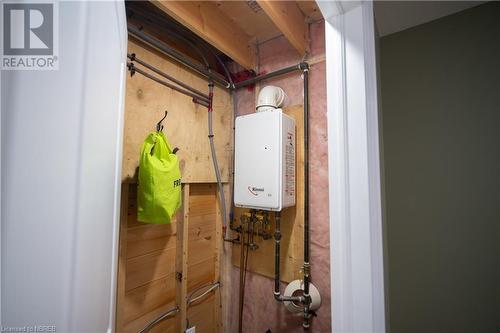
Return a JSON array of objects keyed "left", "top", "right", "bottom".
[
  {"left": 302, "top": 317, "right": 311, "bottom": 330},
  {"left": 256, "top": 85, "right": 286, "bottom": 112},
  {"left": 282, "top": 280, "right": 321, "bottom": 315},
  {"left": 274, "top": 292, "right": 305, "bottom": 304},
  {"left": 298, "top": 62, "right": 310, "bottom": 71}
]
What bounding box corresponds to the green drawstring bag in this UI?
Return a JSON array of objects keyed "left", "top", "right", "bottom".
[{"left": 137, "top": 131, "right": 181, "bottom": 224}]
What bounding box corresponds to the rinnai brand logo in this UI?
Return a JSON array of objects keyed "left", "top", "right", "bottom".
[
  {"left": 248, "top": 186, "right": 264, "bottom": 196},
  {"left": 1, "top": 2, "right": 59, "bottom": 70}
]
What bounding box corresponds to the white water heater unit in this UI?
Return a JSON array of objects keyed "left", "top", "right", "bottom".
[{"left": 234, "top": 109, "right": 296, "bottom": 211}]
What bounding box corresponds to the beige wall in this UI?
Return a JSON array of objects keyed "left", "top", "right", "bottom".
[{"left": 380, "top": 2, "right": 500, "bottom": 332}]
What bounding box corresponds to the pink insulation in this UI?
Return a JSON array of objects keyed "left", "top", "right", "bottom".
[{"left": 229, "top": 21, "right": 330, "bottom": 332}]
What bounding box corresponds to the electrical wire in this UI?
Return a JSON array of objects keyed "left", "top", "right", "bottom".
[
  {"left": 243, "top": 219, "right": 252, "bottom": 289},
  {"left": 187, "top": 282, "right": 220, "bottom": 305},
  {"left": 207, "top": 82, "right": 229, "bottom": 239},
  {"left": 229, "top": 89, "right": 237, "bottom": 229},
  {"left": 195, "top": 40, "right": 234, "bottom": 88},
  {"left": 138, "top": 306, "right": 179, "bottom": 333}
]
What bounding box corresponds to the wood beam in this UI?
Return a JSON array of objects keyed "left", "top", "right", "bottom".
[
  {"left": 152, "top": 1, "right": 256, "bottom": 69},
  {"left": 176, "top": 184, "right": 189, "bottom": 333},
  {"left": 257, "top": 0, "right": 309, "bottom": 55}
]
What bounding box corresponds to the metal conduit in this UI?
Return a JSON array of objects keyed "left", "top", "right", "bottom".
[
  {"left": 302, "top": 66, "right": 312, "bottom": 330},
  {"left": 126, "top": 4, "right": 212, "bottom": 70},
  {"left": 187, "top": 282, "right": 220, "bottom": 305},
  {"left": 192, "top": 97, "right": 209, "bottom": 108},
  {"left": 128, "top": 53, "right": 210, "bottom": 100},
  {"left": 128, "top": 25, "right": 231, "bottom": 88},
  {"left": 127, "top": 63, "right": 210, "bottom": 104},
  {"left": 233, "top": 62, "right": 308, "bottom": 89},
  {"left": 126, "top": 14, "right": 233, "bottom": 89},
  {"left": 138, "top": 306, "right": 179, "bottom": 333},
  {"left": 207, "top": 81, "right": 229, "bottom": 236}
]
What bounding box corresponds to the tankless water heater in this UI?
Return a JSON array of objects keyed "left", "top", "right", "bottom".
[{"left": 234, "top": 109, "right": 296, "bottom": 211}]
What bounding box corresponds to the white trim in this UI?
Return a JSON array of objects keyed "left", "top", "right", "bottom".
[{"left": 318, "top": 1, "right": 386, "bottom": 332}]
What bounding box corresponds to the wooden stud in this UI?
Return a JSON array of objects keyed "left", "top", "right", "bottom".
[
  {"left": 256, "top": 0, "right": 309, "bottom": 55},
  {"left": 115, "top": 183, "right": 130, "bottom": 332},
  {"left": 296, "top": 1, "right": 324, "bottom": 21},
  {"left": 214, "top": 187, "right": 223, "bottom": 333},
  {"left": 176, "top": 184, "right": 190, "bottom": 333},
  {"left": 152, "top": 0, "right": 256, "bottom": 69}
]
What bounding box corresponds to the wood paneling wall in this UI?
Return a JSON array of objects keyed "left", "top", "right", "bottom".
[
  {"left": 116, "top": 183, "right": 221, "bottom": 332},
  {"left": 116, "top": 184, "right": 178, "bottom": 332},
  {"left": 117, "top": 38, "right": 229, "bottom": 333}
]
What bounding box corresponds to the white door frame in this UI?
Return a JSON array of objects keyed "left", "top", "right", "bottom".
[{"left": 317, "top": 1, "right": 386, "bottom": 332}]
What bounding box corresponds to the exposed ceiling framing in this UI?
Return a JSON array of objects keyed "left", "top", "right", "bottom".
[
  {"left": 150, "top": 1, "right": 322, "bottom": 70},
  {"left": 152, "top": 0, "right": 257, "bottom": 69},
  {"left": 257, "top": 0, "right": 309, "bottom": 55}
]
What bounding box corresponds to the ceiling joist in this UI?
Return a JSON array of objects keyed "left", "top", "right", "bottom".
[
  {"left": 256, "top": 0, "right": 309, "bottom": 56},
  {"left": 152, "top": 0, "right": 256, "bottom": 69}
]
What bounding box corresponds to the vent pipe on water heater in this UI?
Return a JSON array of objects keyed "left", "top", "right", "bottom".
[{"left": 256, "top": 85, "right": 286, "bottom": 112}]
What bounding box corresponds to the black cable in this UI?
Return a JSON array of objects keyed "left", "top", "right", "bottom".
[
  {"left": 243, "top": 218, "right": 252, "bottom": 290},
  {"left": 239, "top": 217, "right": 251, "bottom": 333}
]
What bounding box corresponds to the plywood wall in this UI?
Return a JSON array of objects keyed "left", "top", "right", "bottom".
[
  {"left": 117, "top": 37, "right": 230, "bottom": 333},
  {"left": 123, "top": 38, "right": 232, "bottom": 183},
  {"left": 231, "top": 105, "right": 305, "bottom": 283}
]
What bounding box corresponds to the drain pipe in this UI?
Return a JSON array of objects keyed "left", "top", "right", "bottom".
[
  {"left": 302, "top": 65, "right": 312, "bottom": 330},
  {"left": 274, "top": 211, "right": 304, "bottom": 303}
]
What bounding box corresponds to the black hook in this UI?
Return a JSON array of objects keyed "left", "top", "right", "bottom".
[
  {"left": 127, "top": 62, "right": 136, "bottom": 77},
  {"left": 155, "top": 110, "right": 179, "bottom": 154},
  {"left": 156, "top": 110, "right": 168, "bottom": 132}
]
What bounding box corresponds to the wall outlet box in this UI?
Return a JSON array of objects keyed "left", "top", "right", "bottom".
[
  {"left": 185, "top": 327, "right": 196, "bottom": 333},
  {"left": 234, "top": 109, "right": 296, "bottom": 211}
]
